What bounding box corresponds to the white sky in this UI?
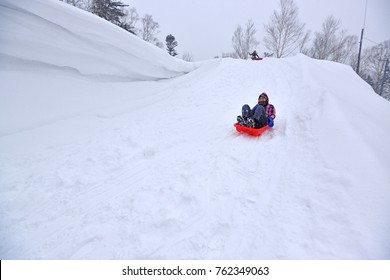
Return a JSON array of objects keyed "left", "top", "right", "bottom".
[{"left": 124, "top": 0, "right": 390, "bottom": 61}]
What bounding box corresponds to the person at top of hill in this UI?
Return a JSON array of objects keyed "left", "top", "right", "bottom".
[
  {"left": 237, "top": 92, "right": 276, "bottom": 128},
  {"left": 249, "top": 50, "right": 260, "bottom": 59}
]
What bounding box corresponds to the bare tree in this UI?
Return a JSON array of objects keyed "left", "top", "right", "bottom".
[
  {"left": 232, "top": 25, "right": 245, "bottom": 58},
  {"left": 141, "top": 14, "right": 161, "bottom": 46},
  {"left": 182, "top": 52, "right": 193, "bottom": 62},
  {"left": 299, "top": 30, "right": 311, "bottom": 54},
  {"left": 333, "top": 33, "right": 358, "bottom": 64},
  {"left": 309, "top": 16, "right": 358, "bottom": 63},
  {"left": 119, "top": 7, "right": 139, "bottom": 35},
  {"left": 232, "top": 19, "right": 259, "bottom": 59},
  {"left": 359, "top": 40, "right": 390, "bottom": 99},
  {"left": 232, "top": 25, "right": 245, "bottom": 59},
  {"left": 222, "top": 52, "right": 235, "bottom": 58},
  {"left": 310, "top": 16, "right": 340, "bottom": 60},
  {"left": 263, "top": 0, "right": 306, "bottom": 58}
]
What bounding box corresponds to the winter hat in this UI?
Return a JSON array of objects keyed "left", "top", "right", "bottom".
[{"left": 259, "top": 92, "right": 269, "bottom": 102}]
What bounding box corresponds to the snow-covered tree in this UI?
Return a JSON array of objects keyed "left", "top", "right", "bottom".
[
  {"left": 232, "top": 19, "right": 259, "bottom": 59},
  {"left": 166, "top": 34, "right": 178, "bottom": 57},
  {"left": 263, "top": 0, "right": 306, "bottom": 58}
]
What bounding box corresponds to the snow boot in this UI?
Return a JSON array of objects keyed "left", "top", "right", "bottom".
[
  {"left": 246, "top": 117, "right": 255, "bottom": 128},
  {"left": 237, "top": 115, "right": 245, "bottom": 126}
]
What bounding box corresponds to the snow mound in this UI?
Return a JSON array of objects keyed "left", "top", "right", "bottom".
[{"left": 0, "top": 0, "right": 195, "bottom": 81}]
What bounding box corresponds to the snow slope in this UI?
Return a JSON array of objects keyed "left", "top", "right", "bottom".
[{"left": 1, "top": 0, "right": 390, "bottom": 259}]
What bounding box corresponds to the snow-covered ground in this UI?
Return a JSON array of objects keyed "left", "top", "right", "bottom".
[{"left": 1, "top": 0, "right": 390, "bottom": 259}]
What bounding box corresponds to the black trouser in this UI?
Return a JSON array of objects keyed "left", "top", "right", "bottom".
[{"left": 242, "top": 104, "right": 267, "bottom": 128}]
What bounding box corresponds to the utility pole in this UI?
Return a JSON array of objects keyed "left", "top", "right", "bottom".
[
  {"left": 356, "top": 29, "right": 364, "bottom": 75},
  {"left": 380, "top": 58, "right": 389, "bottom": 97},
  {"left": 356, "top": 0, "right": 368, "bottom": 75}
]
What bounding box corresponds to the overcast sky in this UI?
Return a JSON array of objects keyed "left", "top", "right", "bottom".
[{"left": 124, "top": 0, "right": 390, "bottom": 61}]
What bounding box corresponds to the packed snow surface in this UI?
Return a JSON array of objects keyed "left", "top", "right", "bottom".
[{"left": 1, "top": 0, "right": 390, "bottom": 259}]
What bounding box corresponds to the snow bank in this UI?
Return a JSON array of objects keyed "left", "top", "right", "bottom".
[
  {"left": 0, "top": 0, "right": 195, "bottom": 81},
  {"left": 1, "top": 0, "right": 390, "bottom": 260}
]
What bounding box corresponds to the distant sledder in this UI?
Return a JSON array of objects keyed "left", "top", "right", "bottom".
[
  {"left": 235, "top": 92, "right": 275, "bottom": 136},
  {"left": 249, "top": 50, "right": 262, "bottom": 60}
]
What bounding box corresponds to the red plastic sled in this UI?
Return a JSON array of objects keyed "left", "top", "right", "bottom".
[{"left": 234, "top": 123, "right": 269, "bottom": 136}]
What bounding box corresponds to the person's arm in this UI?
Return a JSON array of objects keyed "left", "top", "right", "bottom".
[
  {"left": 268, "top": 104, "right": 275, "bottom": 119},
  {"left": 266, "top": 105, "right": 275, "bottom": 127}
]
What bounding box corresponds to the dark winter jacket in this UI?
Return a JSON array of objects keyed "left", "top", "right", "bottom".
[{"left": 249, "top": 51, "right": 260, "bottom": 58}]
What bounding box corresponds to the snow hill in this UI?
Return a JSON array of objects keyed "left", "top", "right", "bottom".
[{"left": 1, "top": 0, "right": 390, "bottom": 259}]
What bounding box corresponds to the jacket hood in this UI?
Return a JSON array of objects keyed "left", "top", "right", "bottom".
[{"left": 259, "top": 92, "right": 269, "bottom": 102}]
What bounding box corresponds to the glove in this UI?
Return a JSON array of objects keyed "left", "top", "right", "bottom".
[{"left": 267, "top": 117, "right": 274, "bottom": 127}]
